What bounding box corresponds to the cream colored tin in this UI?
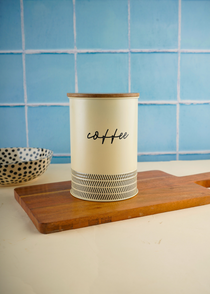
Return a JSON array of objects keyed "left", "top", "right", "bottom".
[{"left": 67, "top": 93, "right": 139, "bottom": 202}]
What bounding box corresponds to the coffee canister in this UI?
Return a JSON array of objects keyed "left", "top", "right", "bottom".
[{"left": 67, "top": 93, "right": 139, "bottom": 202}]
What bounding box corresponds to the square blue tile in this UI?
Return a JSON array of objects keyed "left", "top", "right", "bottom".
[
  {"left": 76, "top": 0, "right": 128, "bottom": 49},
  {"left": 26, "top": 54, "right": 75, "bottom": 103},
  {"left": 0, "top": 0, "right": 22, "bottom": 50},
  {"left": 77, "top": 53, "right": 128, "bottom": 93},
  {"left": 181, "top": 0, "right": 210, "bottom": 49},
  {"left": 28, "top": 106, "right": 70, "bottom": 154},
  {"left": 138, "top": 104, "right": 177, "bottom": 152},
  {"left": 180, "top": 53, "right": 210, "bottom": 101},
  {"left": 131, "top": 53, "right": 178, "bottom": 101},
  {"left": 179, "top": 104, "right": 210, "bottom": 151},
  {"left": 23, "top": 0, "right": 74, "bottom": 49},
  {"left": 138, "top": 154, "right": 176, "bottom": 162},
  {"left": 0, "top": 54, "right": 24, "bottom": 103},
  {"left": 130, "top": 0, "right": 178, "bottom": 49},
  {"left": 0, "top": 106, "right": 26, "bottom": 147}
]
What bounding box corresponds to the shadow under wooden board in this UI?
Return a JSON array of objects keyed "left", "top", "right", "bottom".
[{"left": 14, "top": 170, "right": 210, "bottom": 234}]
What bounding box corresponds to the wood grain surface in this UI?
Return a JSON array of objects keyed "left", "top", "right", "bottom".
[{"left": 14, "top": 170, "right": 210, "bottom": 234}]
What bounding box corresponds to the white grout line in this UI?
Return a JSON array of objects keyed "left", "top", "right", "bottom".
[
  {"left": 176, "top": 102, "right": 180, "bottom": 160},
  {"left": 0, "top": 50, "right": 23, "bottom": 53},
  {"left": 128, "top": 56, "right": 131, "bottom": 92},
  {"left": 2, "top": 48, "right": 210, "bottom": 54},
  {"left": 131, "top": 49, "right": 178, "bottom": 53},
  {"left": 138, "top": 151, "right": 210, "bottom": 156},
  {"left": 20, "top": 0, "right": 29, "bottom": 148},
  {"left": 73, "top": 0, "right": 78, "bottom": 93},
  {"left": 74, "top": 53, "right": 78, "bottom": 93},
  {"left": 138, "top": 101, "right": 177, "bottom": 105},
  {"left": 181, "top": 49, "right": 210, "bottom": 53},
  {"left": 0, "top": 49, "right": 129, "bottom": 54},
  {"left": 25, "top": 49, "right": 76, "bottom": 54},
  {"left": 0, "top": 49, "right": 176, "bottom": 54},
  {"left": 176, "top": 0, "right": 182, "bottom": 161},
  {"left": 27, "top": 103, "right": 69, "bottom": 106},
  {"left": 78, "top": 49, "right": 129, "bottom": 53},
  {"left": 179, "top": 100, "right": 210, "bottom": 105},
  {"left": 1, "top": 100, "right": 210, "bottom": 107},
  {"left": 179, "top": 150, "right": 210, "bottom": 154},
  {"left": 177, "top": 0, "right": 181, "bottom": 97},
  {"left": 138, "top": 152, "right": 176, "bottom": 156},
  {"left": 73, "top": 0, "right": 77, "bottom": 77},
  {"left": 138, "top": 100, "right": 210, "bottom": 105},
  {"left": 20, "top": 0, "right": 25, "bottom": 51},
  {"left": 128, "top": 0, "right": 131, "bottom": 93},
  {"left": 52, "top": 150, "right": 210, "bottom": 158}
]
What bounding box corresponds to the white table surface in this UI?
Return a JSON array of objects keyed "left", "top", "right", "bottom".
[{"left": 1, "top": 160, "right": 210, "bottom": 294}]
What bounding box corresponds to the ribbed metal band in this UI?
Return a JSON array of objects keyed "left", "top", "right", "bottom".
[
  {"left": 71, "top": 169, "right": 137, "bottom": 181},
  {"left": 71, "top": 169, "right": 138, "bottom": 202}
]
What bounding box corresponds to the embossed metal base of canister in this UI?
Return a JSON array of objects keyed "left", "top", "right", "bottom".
[{"left": 67, "top": 93, "right": 139, "bottom": 202}]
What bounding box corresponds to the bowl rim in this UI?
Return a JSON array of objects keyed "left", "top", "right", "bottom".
[{"left": 0, "top": 147, "right": 53, "bottom": 166}]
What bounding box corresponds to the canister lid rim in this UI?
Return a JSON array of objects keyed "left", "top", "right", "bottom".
[{"left": 67, "top": 93, "right": 139, "bottom": 98}]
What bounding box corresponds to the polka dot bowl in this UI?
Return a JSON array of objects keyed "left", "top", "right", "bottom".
[{"left": 0, "top": 147, "right": 53, "bottom": 186}]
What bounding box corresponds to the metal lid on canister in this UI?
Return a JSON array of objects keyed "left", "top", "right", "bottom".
[{"left": 67, "top": 93, "right": 139, "bottom": 98}]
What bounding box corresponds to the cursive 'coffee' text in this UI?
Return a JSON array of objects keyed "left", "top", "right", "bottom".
[{"left": 87, "top": 129, "right": 129, "bottom": 144}]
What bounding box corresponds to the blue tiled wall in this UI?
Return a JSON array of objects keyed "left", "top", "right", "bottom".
[{"left": 0, "top": 0, "right": 210, "bottom": 163}]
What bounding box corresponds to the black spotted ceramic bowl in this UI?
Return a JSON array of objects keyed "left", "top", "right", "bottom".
[{"left": 0, "top": 147, "right": 53, "bottom": 186}]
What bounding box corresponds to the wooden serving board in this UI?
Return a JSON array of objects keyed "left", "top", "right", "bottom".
[{"left": 14, "top": 170, "right": 210, "bottom": 234}]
